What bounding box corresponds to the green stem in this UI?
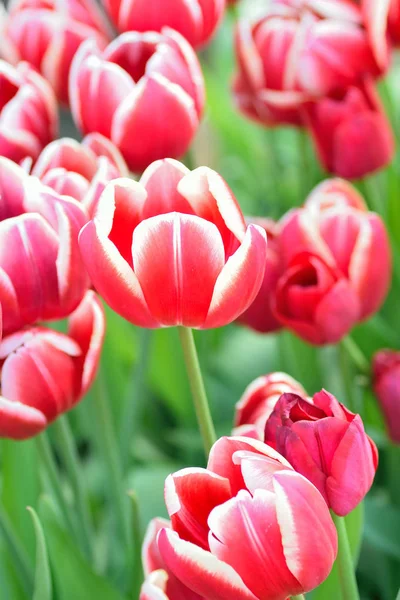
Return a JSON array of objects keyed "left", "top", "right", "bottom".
[
  {"left": 297, "top": 128, "right": 310, "bottom": 202},
  {"left": 127, "top": 491, "right": 143, "bottom": 599},
  {"left": 178, "top": 327, "right": 217, "bottom": 456},
  {"left": 387, "top": 443, "right": 400, "bottom": 507},
  {"left": 341, "top": 337, "right": 370, "bottom": 376},
  {"left": 94, "top": 376, "right": 131, "bottom": 560},
  {"left": 0, "top": 505, "right": 33, "bottom": 596},
  {"left": 54, "top": 416, "right": 94, "bottom": 561},
  {"left": 36, "top": 433, "right": 78, "bottom": 541},
  {"left": 332, "top": 513, "right": 360, "bottom": 600},
  {"left": 292, "top": 595, "right": 305, "bottom": 600},
  {"left": 120, "top": 328, "right": 152, "bottom": 470}
]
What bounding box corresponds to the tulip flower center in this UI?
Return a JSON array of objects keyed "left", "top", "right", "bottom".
[{"left": 105, "top": 36, "right": 161, "bottom": 83}]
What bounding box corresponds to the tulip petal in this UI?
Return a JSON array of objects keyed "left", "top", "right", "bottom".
[
  {"left": 79, "top": 220, "right": 157, "bottom": 328},
  {"left": 158, "top": 528, "right": 257, "bottom": 600},
  {"left": 140, "top": 159, "right": 194, "bottom": 219},
  {"left": 273, "top": 471, "right": 337, "bottom": 589},
  {"left": 165, "top": 467, "right": 231, "bottom": 549},
  {"left": 204, "top": 224, "right": 267, "bottom": 329},
  {"left": 32, "top": 137, "right": 98, "bottom": 180},
  {"left": 83, "top": 132, "right": 128, "bottom": 175},
  {"left": 132, "top": 213, "right": 225, "bottom": 327},
  {"left": 142, "top": 518, "right": 171, "bottom": 575},
  {"left": 111, "top": 73, "right": 198, "bottom": 173},
  {"left": 234, "top": 450, "right": 292, "bottom": 494},
  {"left": 0, "top": 157, "right": 27, "bottom": 219},
  {"left": 209, "top": 489, "right": 302, "bottom": 600},
  {"left": 0, "top": 396, "right": 47, "bottom": 440}
]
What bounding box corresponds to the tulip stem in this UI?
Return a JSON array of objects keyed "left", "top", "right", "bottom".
[
  {"left": 292, "top": 595, "right": 305, "bottom": 599},
  {"left": 36, "top": 433, "right": 80, "bottom": 543},
  {"left": 54, "top": 416, "right": 94, "bottom": 561},
  {"left": 341, "top": 337, "right": 370, "bottom": 376},
  {"left": 332, "top": 513, "right": 360, "bottom": 600},
  {"left": 178, "top": 327, "right": 217, "bottom": 457}
]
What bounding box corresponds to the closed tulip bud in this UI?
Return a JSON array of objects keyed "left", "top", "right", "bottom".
[
  {"left": 79, "top": 159, "right": 267, "bottom": 329},
  {"left": 264, "top": 390, "right": 378, "bottom": 515},
  {"left": 31, "top": 134, "right": 128, "bottom": 217},
  {"left": 5, "top": 0, "right": 111, "bottom": 104},
  {"left": 234, "top": 372, "right": 306, "bottom": 438},
  {"left": 0, "top": 60, "right": 58, "bottom": 163},
  {"left": 233, "top": 0, "right": 378, "bottom": 127},
  {"left": 276, "top": 179, "right": 391, "bottom": 344},
  {"left": 237, "top": 218, "right": 283, "bottom": 333},
  {"left": 0, "top": 157, "right": 90, "bottom": 334},
  {"left": 373, "top": 350, "right": 400, "bottom": 443},
  {"left": 304, "top": 79, "right": 395, "bottom": 179},
  {"left": 154, "top": 436, "right": 337, "bottom": 599},
  {"left": 70, "top": 29, "right": 205, "bottom": 173},
  {"left": 102, "top": 0, "right": 225, "bottom": 48},
  {"left": 0, "top": 291, "right": 104, "bottom": 440}
]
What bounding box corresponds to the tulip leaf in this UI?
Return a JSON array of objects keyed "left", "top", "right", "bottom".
[
  {"left": 27, "top": 507, "right": 52, "bottom": 600},
  {"left": 39, "top": 497, "right": 128, "bottom": 600},
  {"left": 311, "top": 502, "right": 364, "bottom": 600}
]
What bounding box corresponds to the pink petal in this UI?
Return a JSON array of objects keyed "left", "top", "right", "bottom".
[
  {"left": 82, "top": 132, "right": 128, "bottom": 175},
  {"left": 41, "top": 168, "right": 90, "bottom": 200},
  {"left": 0, "top": 157, "right": 27, "bottom": 219},
  {"left": 132, "top": 213, "right": 225, "bottom": 327},
  {"left": 140, "top": 571, "right": 169, "bottom": 600},
  {"left": 32, "top": 137, "right": 98, "bottom": 180},
  {"left": 208, "top": 489, "right": 302, "bottom": 599},
  {"left": 0, "top": 396, "right": 47, "bottom": 440},
  {"left": 111, "top": 73, "right": 198, "bottom": 173},
  {"left": 165, "top": 467, "right": 231, "bottom": 549},
  {"left": 273, "top": 471, "right": 337, "bottom": 589},
  {"left": 142, "top": 518, "right": 171, "bottom": 575},
  {"left": 234, "top": 450, "right": 292, "bottom": 494},
  {"left": 204, "top": 224, "right": 267, "bottom": 329},
  {"left": 140, "top": 159, "right": 194, "bottom": 219},
  {"left": 158, "top": 528, "right": 257, "bottom": 600}
]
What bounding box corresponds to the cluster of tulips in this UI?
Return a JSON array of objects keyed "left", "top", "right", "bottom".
[{"left": 0, "top": 0, "right": 399, "bottom": 599}]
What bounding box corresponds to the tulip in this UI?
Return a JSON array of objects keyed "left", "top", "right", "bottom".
[
  {"left": 233, "top": 0, "right": 379, "bottom": 127},
  {"left": 362, "top": 0, "right": 400, "bottom": 70},
  {"left": 373, "top": 350, "right": 400, "bottom": 443},
  {"left": 101, "top": 0, "right": 225, "bottom": 48},
  {"left": 0, "top": 157, "right": 90, "bottom": 334},
  {"left": 69, "top": 29, "right": 205, "bottom": 173},
  {"left": 275, "top": 178, "right": 391, "bottom": 344},
  {"left": 79, "top": 159, "right": 267, "bottom": 329},
  {"left": 234, "top": 372, "right": 306, "bottom": 438},
  {"left": 5, "top": 0, "right": 111, "bottom": 104},
  {"left": 0, "top": 60, "right": 58, "bottom": 163},
  {"left": 303, "top": 79, "right": 395, "bottom": 178},
  {"left": 31, "top": 134, "right": 128, "bottom": 216},
  {"left": 153, "top": 436, "right": 337, "bottom": 599},
  {"left": 264, "top": 390, "right": 378, "bottom": 515},
  {"left": 237, "top": 218, "right": 283, "bottom": 333},
  {"left": 0, "top": 291, "right": 104, "bottom": 440}
]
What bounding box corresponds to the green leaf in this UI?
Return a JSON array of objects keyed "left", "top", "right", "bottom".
[
  {"left": 27, "top": 507, "right": 52, "bottom": 600},
  {"left": 311, "top": 503, "right": 364, "bottom": 600},
  {"left": 364, "top": 497, "right": 400, "bottom": 561},
  {"left": 39, "top": 497, "right": 127, "bottom": 600}
]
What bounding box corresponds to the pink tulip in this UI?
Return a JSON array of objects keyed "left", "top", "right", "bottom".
[
  {"left": 69, "top": 29, "right": 205, "bottom": 173},
  {"left": 31, "top": 134, "right": 128, "bottom": 217},
  {"left": 373, "top": 350, "right": 400, "bottom": 443},
  {"left": 5, "top": 0, "right": 111, "bottom": 104},
  {"left": 0, "top": 157, "right": 90, "bottom": 334},
  {"left": 79, "top": 159, "right": 267, "bottom": 329},
  {"left": 303, "top": 79, "right": 395, "bottom": 178},
  {"left": 234, "top": 372, "right": 306, "bottom": 438},
  {"left": 264, "top": 390, "right": 378, "bottom": 515},
  {"left": 238, "top": 218, "right": 283, "bottom": 333},
  {"left": 0, "top": 291, "right": 104, "bottom": 440},
  {"left": 152, "top": 436, "right": 337, "bottom": 599},
  {"left": 275, "top": 178, "right": 391, "bottom": 344},
  {"left": 101, "top": 0, "right": 225, "bottom": 48},
  {"left": 0, "top": 60, "right": 58, "bottom": 163},
  {"left": 233, "top": 0, "right": 379, "bottom": 126}
]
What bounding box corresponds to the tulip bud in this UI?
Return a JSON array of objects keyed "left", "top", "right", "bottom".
[
  {"left": 234, "top": 372, "right": 306, "bottom": 438},
  {"left": 102, "top": 0, "right": 225, "bottom": 48},
  {"left": 70, "top": 29, "right": 205, "bottom": 173},
  {"left": 31, "top": 134, "right": 128, "bottom": 216},
  {"left": 237, "top": 218, "right": 283, "bottom": 333},
  {"left": 276, "top": 179, "right": 391, "bottom": 344},
  {"left": 79, "top": 159, "right": 267, "bottom": 329},
  {"left": 0, "top": 60, "right": 58, "bottom": 163},
  {"left": 0, "top": 291, "right": 105, "bottom": 440},
  {"left": 303, "top": 79, "right": 395, "bottom": 179},
  {"left": 264, "top": 390, "right": 378, "bottom": 515},
  {"left": 373, "top": 350, "right": 400, "bottom": 443},
  {"left": 153, "top": 436, "right": 337, "bottom": 599},
  {"left": 233, "top": 0, "right": 379, "bottom": 127},
  {"left": 5, "top": 0, "right": 111, "bottom": 104}
]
